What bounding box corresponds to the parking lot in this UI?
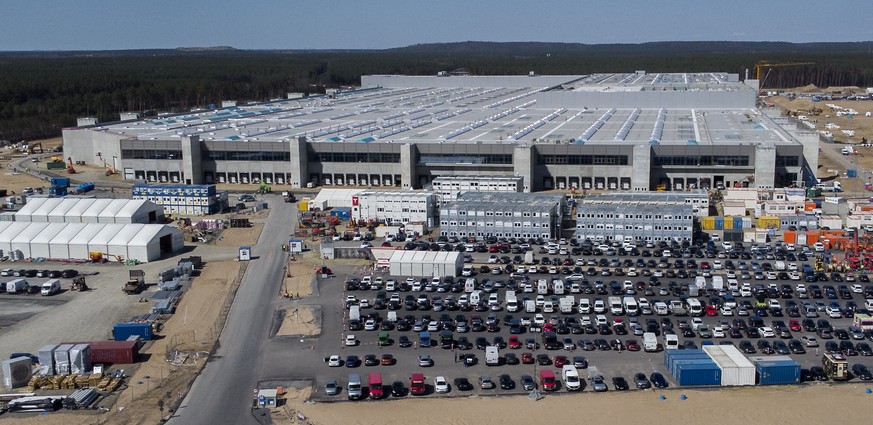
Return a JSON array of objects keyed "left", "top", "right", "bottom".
[{"left": 308, "top": 236, "right": 873, "bottom": 399}]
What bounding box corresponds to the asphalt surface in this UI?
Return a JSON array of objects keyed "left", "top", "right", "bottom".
[{"left": 170, "top": 196, "right": 295, "bottom": 425}]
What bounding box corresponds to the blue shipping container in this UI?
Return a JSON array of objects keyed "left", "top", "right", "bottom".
[
  {"left": 753, "top": 359, "right": 801, "bottom": 385},
  {"left": 75, "top": 182, "right": 95, "bottom": 193},
  {"left": 670, "top": 358, "right": 716, "bottom": 377},
  {"left": 714, "top": 217, "right": 724, "bottom": 230},
  {"left": 675, "top": 362, "right": 722, "bottom": 386},
  {"left": 113, "top": 322, "right": 154, "bottom": 341},
  {"left": 668, "top": 354, "right": 712, "bottom": 371},
  {"left": 847, "top": 169, "right": 858, "bottom": 178},
  {"left": 330, "top": 208, "right": 351, "bottom": 220},
  {"left": 50, "top": 177, "right": 70, "bottom": 188},
  {"left": 664, "top": 349, "right": 708, "bottom": 368},
  {"left": 733, "top": 217, "right": 744, "bottom": 229}
]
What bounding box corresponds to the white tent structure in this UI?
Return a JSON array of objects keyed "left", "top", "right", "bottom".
[
  {"left": 28, "top": 223, "right": 68, "bottom": 258},
  {"left": 310, "top": 188, "right": 363, "bottom": 210},
  {"left": 49, "top": 223, "right": 87, "bottom": 259},
  {"left": 0, "top": 222, "right": 183, "bottom": 262},
  {"left": 389, "top": 250, "right": 462, "bottom": 277},
  {"left": 13, "top": 198, "right": 164, "bottom": 224}
]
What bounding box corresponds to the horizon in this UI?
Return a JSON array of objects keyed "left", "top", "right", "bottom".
[{"left": 2, "top": 0, "right": 872, "bottom": 51}]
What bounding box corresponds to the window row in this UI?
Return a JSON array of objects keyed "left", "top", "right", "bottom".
[
  {"left": 538, "top": 154, "right": 629, "bottom": 165},
  {"left": 203, "top": 150, "right": 290, "bottom": 161},
  {"left": 121, "top": 150, "right": 183, "bottom": 160},
  {"left": 418, "top": 154, "right": 513, "bottom": 165},
  {"left": 653, "top": 155, "right": 749, "bottom": 167},
  {"left": 313, "top": 152, "right": 401, "bottom": 163}
]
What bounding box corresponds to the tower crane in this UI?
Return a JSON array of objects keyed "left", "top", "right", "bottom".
[{"left": 755, "top": 61, "right": 815, "bottom": 92}]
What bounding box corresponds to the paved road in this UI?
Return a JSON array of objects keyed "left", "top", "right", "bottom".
[{"left": 170, "top": 196, "right": 294, "bottom": 425}]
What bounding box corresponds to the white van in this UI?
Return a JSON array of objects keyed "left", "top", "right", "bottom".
[
  {"left": 462, "top": 265, "right": 474, "bottom": 277},
  {"left": 607, "top": 296, "right": 624, "bottom": 315},
  {"left": 562, "top": 365, "right": 581, "bottom": 391},
  {"left": 552, "top": 280, "right": 565, "bottom": 295},
  {"left": 654, "top": 301, "right": 669, "bottom": 315},
  {"left": 664, "top": 334, "right": 679, "bottom": 350},
  {"left": 40, "top": 279, "right": 61, "bottom": 296},
  {"left": 686, "top": 298, "right": 703, "bottom": 316},
  {"left": 537, "top": 279, "right": 549, "bottom": 295},
  {"left": 623, "top": 297, "right": 639, "bottom": 316},
  {"left": 643, "top": 332, "right": 658, "bottom": 352},
  {"left": 465, "top": 278, "right": 476, "bottom": 293}
]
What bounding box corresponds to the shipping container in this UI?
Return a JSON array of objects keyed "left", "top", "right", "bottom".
[
  {"left": 664, "top": 349, "right": 708, "bottom": 368},
  {"left": 298, "top": 200, "right": 309, "bottom": 211},
  {"left": 703, "top": 345, "right": 755, "bottom": 386},
  {"left": 702, "top": 217, "right": 715, "bottom": 230},
  {"left": 757, "top": 216, "right": 781, "bottom": 229},
  {"left": 673, "top": 360, "right": 722, "bottom": 386},
  {"left": 50, "top": 177, "right": 70, "bottom": 188},
  {"left": 805, "top": 230, "right": 821, "bottom": 243},
  {"left": 733, "top": 217, "right": 744, "bottom": 229},
  {"left": 742, "top": 217, "right": 752, "bottom": 229},
  {"left": 749, "top": 355, "right": 801, "bottom": 385},
  {"left": 714, "top": 217, "right": 724, "bottom": 230},
  {"left": 783, "top": 230, "right": 796, "bottom": 244},
  {"left": 848, "top": 169, "right": 858, "bottom": 178},
  {"left": 723, "top": 216, "right": 734, "bottom": 230},
  {"left": 62, "top": 341, "right": 139, "bottom": 365}
]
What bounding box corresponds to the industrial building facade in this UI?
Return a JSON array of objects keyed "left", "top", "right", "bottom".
[
  {"left": 131, "top": 184, "right": 226, "bottom": 216},
  {"left": 351, "top": 191, "right": 439, "bottom": 228},
  {"left": 439, "top": 192, "right": 565, "bottom": 239},
  {"left": 62, "top": 73, "right": 818, "bottom": 193},
  {"left": 575, "top": 203, "right": 694, "bottom": 243}
]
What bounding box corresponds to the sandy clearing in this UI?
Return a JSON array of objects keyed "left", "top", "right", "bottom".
[{"left": 276, "top": 305, "right": 320, "bottom": 337}]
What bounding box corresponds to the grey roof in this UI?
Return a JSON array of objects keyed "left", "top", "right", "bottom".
[
  {"left": 87, "top": 72, "right": 800, "bottom": 148},
  {"left": 577, "top": 203, "right": 694, "bottom": 215},
  {"left": 582, "top": 191, "right": 707, "bottom": 205}
]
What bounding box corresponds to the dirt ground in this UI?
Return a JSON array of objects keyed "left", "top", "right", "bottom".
[
  {"left": 275, "top": 305, "right": 320, "bottom": 337},
  {"left": 213, "top": 222, "right": 265, "bottom": 247},
  {"left": 282, "top": 250, "right": 323, "bottom": 298},
  {"left": 267, "top": 383, "right": 873, "bottom": 425}
]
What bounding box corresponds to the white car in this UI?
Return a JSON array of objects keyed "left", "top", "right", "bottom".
[
  {"left": 533, "top": 314, "right": 546, "bottom": 326},
  {"left": 364, "top": 319, "right": 377, "bottom": 331},
  {"left": 345, "top": 335, "right": 358, "bottom": 346},
  {"left": 327, "top": 355, "right": 342, "bottom": 367},
  {"left": 0, "top": 268, "right": 12, "bottom": 277},
  {"left": 758, "top": 327, "right": 776, "bottom": 338},
  {"left": 712, "top": 327, "right": 725, "bottom": 338},
  {"left": 719, "top": 306, "right": 733, "bottom": 316},
  {"left": 852, "top": 284, "right": 864, "bottom": 294},
  {"left": 434, "top": 376, "right": 449, "bottom": 393}
]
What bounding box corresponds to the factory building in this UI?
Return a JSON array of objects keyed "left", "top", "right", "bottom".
[
  {"left": 439, "top": 192, "right": 565, "bottom": 240},
  {"left": 575, "top": 203, "right": 694, "bottom": 243},
  {"left": 62, "top": 72, "right": 818, "bottom": 193},
  {"left": 351, "top": 191, "right": 439, "bottom": 228}
]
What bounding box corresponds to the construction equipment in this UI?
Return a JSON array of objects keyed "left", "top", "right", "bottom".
[
  {"left": 26, "top": 142, "right": 43, "bottom": 154},
  {"left": 70, "top": 276, "right": 88, "bottom": 291},
  {"left": 258, "top": 182, "right": 272, "bottom": 194},
  {"left": 89, "top": 252, "right": 124, "bottom": 263},
  {"left": 123, "top": 270, "right": 145, "bottom": 294},
  {"left": 66, "top": 157, "right": 77, "bottom": 174},
  {"left": 755, "top": 61, "right": 815, "bottom": 92}
]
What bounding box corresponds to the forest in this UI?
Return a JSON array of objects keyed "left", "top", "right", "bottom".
[{"left": 1, "top": 41, "right": 872, "bottom": 141}]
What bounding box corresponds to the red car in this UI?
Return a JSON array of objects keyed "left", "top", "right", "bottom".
[
  {"left": 705, "top": 305, "right": 718, "bottom": 316},
  {"left": 508, "top": 336, "right": 522, "bottom": 349},
  {"left": 554, "top": 355, "right": 568, "bottom": 367},
  {"left": 522, "top": 352, "right": 534, "bottom": 364},
  {"left": 789, "top": 319, "right": 801, "bottom": 332},
  {"left": 543, "top": 323, "right": 555, "bottom": 333},
  {"left": 626, "top": 339, "right": 641, "bottom": 351}
]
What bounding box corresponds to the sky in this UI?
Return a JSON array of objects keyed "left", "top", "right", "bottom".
[{"left": 1, "top": 0, "right": 871, "bottom": 51}]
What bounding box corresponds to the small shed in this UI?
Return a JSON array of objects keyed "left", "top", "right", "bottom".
[{"left": 257, "top": 389, "right": 278, "bottom": 407}]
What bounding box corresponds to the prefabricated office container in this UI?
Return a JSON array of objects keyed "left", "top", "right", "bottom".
[{"left": 749, "top": 355, "right": 801, "bottom": 385}]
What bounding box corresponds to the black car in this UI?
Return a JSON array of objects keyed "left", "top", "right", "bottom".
[
  {"left": 391, "top": 381, "right": 407, "bottom": 397},
  {"left": 521, "top": 374, "right": 537, "bottom": 391},
  {"left": 852, "top": 364, "right": 873, "bottom": 380},
  {"left": 810, "top": 366, "right": 828, "bottom": 381},
  {"left": 757, "top": 340, "right": 774, "bottom": 354},
  {"left": 739, "top": 340, "right": 756, "bottom": 354},
  {"left": 612, "top": 376, "right": 629, "bottom": 391},
  {"left": 398, "top": 336, "right": 412, "bottom": 348},
  {"left": 650, "top": 372, "right": 668, "bottom": 388},
  {"left": 364, "top": 354, "right": 379, "bottom": 366},
  {"left": 345, "top": 355, "right": 361, "bottom": 368},
  {"left": 61, "top": 269, "right": 78, "bottom": 278},
  {"left": 857, "top": 342, "right": 873, "bottom": 356},
  {"left": 499, "top": 374, "right": 515, "bottom": 389},
  {"left": 505, "top": 353, "right": 519, "bottom": 365},
  {"left": 454, "top": 377, "right": 474, "bottom": 391},
  {"left": 536, "top": 354, "right": 552, "bottom": 365},
  {"left": 47, "top": 270, "right": 63, "bottom": 278}
]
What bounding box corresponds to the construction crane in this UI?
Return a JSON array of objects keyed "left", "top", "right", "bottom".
[{"left": 755, "top": 61, "right": 815, "bottom": 92}]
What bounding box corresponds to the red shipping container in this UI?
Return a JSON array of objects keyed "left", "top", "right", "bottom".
[{"left": 62, "top": 340, "right": 139, "bottom": 364}]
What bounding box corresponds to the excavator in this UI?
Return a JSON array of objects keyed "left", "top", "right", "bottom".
[{"left": 66, "top": 157, "right": 77, "bottom": 174}]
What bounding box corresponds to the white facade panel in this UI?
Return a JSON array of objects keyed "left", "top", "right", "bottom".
[
  {"left": 47, "top": 201, "right": 77, "bottom": 223},
  {"left": 30, "top": 198, "right": 64, "bottom": 222},
  {"left": 13, "top": 197, "right": 49, "bottom": 221},
  {"left": 0, "top": 222, "right": 32, "bottom": 253},
  {"left": 29, "top": 222, "right": 68, "bottom": 259},
  {"left": 64, "top": 199, "right": 97, "bottom": 223},
  {"left": 88, "top": 224, "right": 127, "bottom": 255},
  {"left": 97, "top": 201, "right": 127, "bottom": 223},
  {"left": 81, "top": 199, "right": 114, "bottom": 223},
  {"left": 67, "top": 223, "right": 106, "bottom": 259},
  {"left": 11, "top": 223, "right": 47, "bottom": 256},
  {"left": 49, "top": 223, "right": 87, "bottom": 259}
]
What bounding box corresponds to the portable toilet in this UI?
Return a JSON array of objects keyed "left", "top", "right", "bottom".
[{"left": 239, "top": 246, "right": 252, "bottom": 261}]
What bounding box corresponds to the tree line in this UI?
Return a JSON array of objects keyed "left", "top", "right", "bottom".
[{"left": 1, "top": 41, "right": 871, "bottom": 141}]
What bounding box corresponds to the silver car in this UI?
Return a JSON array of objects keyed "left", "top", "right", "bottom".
[{"left": 324, "top": 380, "right": 340, "bottom": 395}]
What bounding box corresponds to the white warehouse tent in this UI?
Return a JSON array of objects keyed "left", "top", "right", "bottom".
[
  {"left": 26, "top": 223, "right": 68, "bottom": 258},
  {"left": 310, "top": 188, "right": 363, "bottom": 210},
  {"left": 389, "top": 250, "right": 462, "bottom": 277},
  {"left": 13, "top": 198, "right": 164, "bottom": 224},
  {"left": 49, "top": 223, "right": 88, "bottom": 259},
  {"left": 0, "top": 222, "right": 184, "bottom": 262}
]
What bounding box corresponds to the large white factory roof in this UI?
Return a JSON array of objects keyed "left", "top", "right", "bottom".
[{"left": 83, "top": 72, "right": 801, "bottom": 148}]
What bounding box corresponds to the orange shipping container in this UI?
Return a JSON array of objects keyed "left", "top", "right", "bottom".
[
  {"left": 783, "top": 230, "right": 796, "bottom": 244},
  {"left": 860, "top": 205, "right": 873, "bottom": 211},
  {"left": 805, "top": 230, "right": 821, "bottom": 243},
  {"left": 804, "top": 203, "right": 817, "bottom": 212}
]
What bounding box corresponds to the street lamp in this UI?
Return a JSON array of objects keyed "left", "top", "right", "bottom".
[{"left": 144, "top": 375, "right": 151, "bottom": 392}]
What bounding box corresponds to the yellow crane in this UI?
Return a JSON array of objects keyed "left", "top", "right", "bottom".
[{"left": 755, "top": 61, "right": 815, "bottom": 92}]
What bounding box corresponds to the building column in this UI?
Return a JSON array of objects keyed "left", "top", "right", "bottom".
[
  {"left": 631, "top": 145, "right": 651, "bottom": 191},
  {"left": 754, "top": 143, "right": 776, "bottom": 189},
  {"left": 288, "top": 137, "right": 309, "bottom": 188},
  {"left": 180, "top": 135, "right": 202, "bottom": 184},
  {"left": 400, "top": 143, "right": 416, "bottom": 189},
  {"left": 795, "top": 131, "right": 820, "bottom": 184},
  {"left": 513, "top": 144, "right": 534, "bottom": 192}
]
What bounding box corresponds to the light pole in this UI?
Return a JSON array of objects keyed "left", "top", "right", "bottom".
[{"left": 144, "top": 375, "right": 151, "bottom": 392}]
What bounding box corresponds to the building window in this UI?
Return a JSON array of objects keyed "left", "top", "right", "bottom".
[{"left": 122, "top": 149, "right": 183, "bottom": 160}]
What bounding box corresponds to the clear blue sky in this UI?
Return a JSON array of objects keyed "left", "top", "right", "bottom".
[{"left": 2, "top": 0, "right": 871, "bottom": 51}]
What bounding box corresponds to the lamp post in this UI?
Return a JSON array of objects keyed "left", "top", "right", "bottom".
[{"left": 144, "top": 375, "right": 151, "bottom": 392}]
